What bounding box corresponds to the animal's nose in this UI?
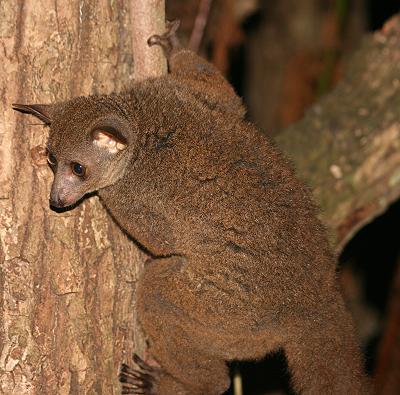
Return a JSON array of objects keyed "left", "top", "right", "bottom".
[
  {"left": 49, "top": 195, "right": 65, "bottom": 208},
  {"left": 50, "top": 185, "right": 67, "bottom": 208}
]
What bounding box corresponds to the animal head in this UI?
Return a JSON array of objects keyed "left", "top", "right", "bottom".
[{"left": 13, "top": 95, "right": 136, "bottom": 208}]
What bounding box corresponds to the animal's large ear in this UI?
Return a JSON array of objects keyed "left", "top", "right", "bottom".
[
  {"left": 12, "top": 103, "right": 53, "bottom": 125},
  {"left": 92, "top": 126, "right": 128, "bottom": 154}
]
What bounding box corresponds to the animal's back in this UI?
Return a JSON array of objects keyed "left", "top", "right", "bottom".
[{"left": 105, "top": 78, "right": 336, "bottom": 331}]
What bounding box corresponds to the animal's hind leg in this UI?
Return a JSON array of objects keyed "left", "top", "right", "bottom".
[
  {"left": 147, "top": 20, "right": 181, "bottom": 58},
  {"left": 120, "top": 354, "right": 202, "bottom": 395},
  {"left": 133, "top": 256, "right": 231, "bottom": 394},
  {"left": 148, "top": 21, "right": 245, "bottom": 117}
]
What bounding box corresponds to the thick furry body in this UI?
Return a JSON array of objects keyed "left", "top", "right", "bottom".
[
  {"left": 100, "top": 51, "right": 369, "bottom": 394},
  {"left": 14, "top": 48, "right": 371, "bottom": 394}
]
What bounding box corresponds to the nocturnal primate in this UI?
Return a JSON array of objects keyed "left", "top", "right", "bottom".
[{"left": 13, "top": 21, "right": 371, "bottom": 395}]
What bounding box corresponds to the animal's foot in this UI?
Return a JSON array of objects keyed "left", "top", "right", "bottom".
[
  {"left": 148, "top": 20, "right": 181, "bottom": 57},
  {"left": 119, "top": 354, "right": 160, "bottom": 395}
]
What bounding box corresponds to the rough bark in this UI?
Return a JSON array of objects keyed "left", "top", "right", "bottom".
[
  {"left": 130, "top": 0, "right": 167, "bottom": 80},
  {"left": 0, "top": 1, "right": 164, "bottom": 393},
  {"left": 275, "top": 15, "right": 400, "bottom": 253}
]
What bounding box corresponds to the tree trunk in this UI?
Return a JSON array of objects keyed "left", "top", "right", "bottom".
[
  {"left": 0, "top": 1, "right": 163, "bottom": 393},
  {"left": 130, "top": 0, "right": 167, "bottom": 80}
]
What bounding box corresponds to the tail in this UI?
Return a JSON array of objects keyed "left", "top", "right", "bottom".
[{"left": 284, "top": 291, "right": 372, "bottom": 394}]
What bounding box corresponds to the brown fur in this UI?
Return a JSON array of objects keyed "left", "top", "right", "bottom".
[{"left": 13, "top": 32, "right": 371, "bottom": 395}]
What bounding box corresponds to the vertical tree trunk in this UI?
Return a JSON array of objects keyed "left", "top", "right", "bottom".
[
  {"left": 130, "top": 0, "right": 167, "bottom": 80},
  {"left": 0, "top": 1, "right": 162, "bottom": 393}
]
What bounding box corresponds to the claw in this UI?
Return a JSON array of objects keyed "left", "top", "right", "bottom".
[
  {"left": 132, "top": 354, "right": 156, "bottom": 373},
  {"left": 148, "top": 20, "right": 181, "bottom": 57},
  {"left": 119, "top": 354, "right": 160, "bottom": 395}
]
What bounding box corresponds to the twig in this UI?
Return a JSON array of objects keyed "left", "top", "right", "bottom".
[
  {"left": 188, "top": 0, "right": 213, "bottom": 53},
  {"left": 212, "top": 0, "right": 242, "bottom": 75},
  {"left": 129, "top": 0, "right": 167, "bottom": 80},
  {"left": 233, "top": 365, "right": 243, "bottom": 395}
]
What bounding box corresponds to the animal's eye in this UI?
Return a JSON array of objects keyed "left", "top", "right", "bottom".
[
  {"left": 71, "top": 162, "right": 86, "bottom": 177},
  {"left": 47, "top": 152, "right": 57, "bottom": 166}
]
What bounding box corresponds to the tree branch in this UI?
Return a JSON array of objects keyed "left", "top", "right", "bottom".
[
  {"left": 275, "top": 15, "right": 400, "bottom": 253},
  {"left": 129, "top": 0, "right": 167, "bottom": 80},
  {"left": 188, "top": 0, "right": 213, "bottom": 53}
]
